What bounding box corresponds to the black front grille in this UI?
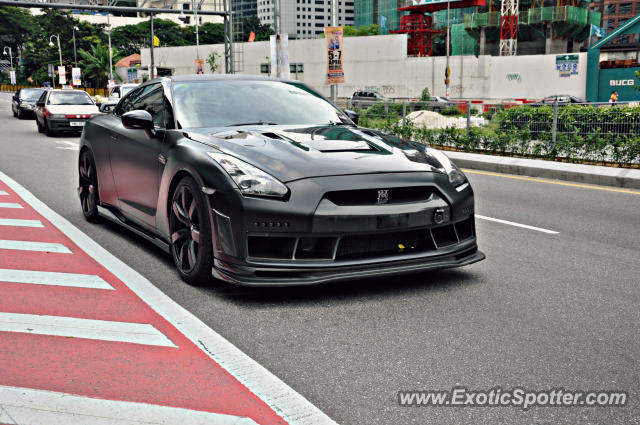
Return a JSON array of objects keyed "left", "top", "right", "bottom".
[
  {"left": 324, "top": 187, "right": 433, "bottom": 206},
  {"left": 336, "top": 228, "right": 436, "bottom": 260},
  {"left": 247, "top": 216, "right": 475, "bottom": 261}
]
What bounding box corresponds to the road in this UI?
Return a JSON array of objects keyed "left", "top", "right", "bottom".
[{"left": 1, "top": 91, "right": 639, "bottom": 424}]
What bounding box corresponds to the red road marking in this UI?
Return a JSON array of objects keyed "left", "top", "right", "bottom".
[{"left": 0, "top": 180, "right": 288, "bottom": 425}]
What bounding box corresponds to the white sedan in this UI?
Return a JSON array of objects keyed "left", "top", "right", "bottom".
[{"left": 34, "top": 89, "right": 100, "bottom": 137}]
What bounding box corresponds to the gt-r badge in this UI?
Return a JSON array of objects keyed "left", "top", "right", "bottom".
[{"left": 377, "top": 189, "right": 389, "bottom": 204}]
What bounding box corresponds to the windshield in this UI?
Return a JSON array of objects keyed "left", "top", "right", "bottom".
[
  {"left": 20, "top": 89, "right": 45, "bottom": 101},
  {"left": 172, "top": 80, "right": 348, "bottom": 128},
  {"left": 48, "top": 91, "right": 94, "bottom": 105}
]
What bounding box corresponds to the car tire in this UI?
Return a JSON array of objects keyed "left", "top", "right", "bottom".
[
  {"left": 78, "top": 149, "right": 101, "bottom": 223},
  {"left": 36, "top": 118, "right": 45, "bottom": 133},
  {"left": 44, "top": 119, "right": 55, "bottom": 137},
  {"left": 12, "top": 106, "right": 17, "bottom": 118},
  {"left": 169, "top": 176, "right": 214, "bottom": 285},
  {"left": 16, "top": 108, "right": 23, "bottom": 119}
]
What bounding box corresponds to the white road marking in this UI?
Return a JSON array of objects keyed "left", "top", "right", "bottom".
[
  {"left": 0, "top": 312, "right": 176, "bottom": 347},
  {"left": 0, "top": 218, "right": 44, "bottom": 228},
  {"left": 0, "top": 172, "right": 336, "bottom": 424},
  {"left": 476, "top": 214, "right": 559, "bottom": 234},
  {"left": 0, "top": 269, "right": 113, "bottom": 290},
  {"left": 0, "top": 191, "right": 8, "bottom": 195},
  {"left": 0, "top": 240, "right": 72, "bottom": 254},
  {"left": 0, "top": 203, "right": 22, "bottom": 209},
  {"left": 0, "top": 385, "right": 258, "bottom": 425},
  {"left": 55, "top": 140, "right": 80, "bottom": 151}
]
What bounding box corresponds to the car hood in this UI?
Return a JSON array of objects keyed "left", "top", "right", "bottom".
[
  {"left": 184, "top": 125, "right": 447, "bottom": 182},
  {"left": 47, "top": 105, "right": 100, "bottom": 115}
]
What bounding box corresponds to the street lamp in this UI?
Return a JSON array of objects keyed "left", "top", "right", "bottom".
[
  {"left": 2, "top": 47, "right": 12, "bottom": 71},
  {"left": 72, "top": 26, "right": 79, "bottom": 67},
  {"left": 49, "top": 34, "right": 63, "bottom": 67}
]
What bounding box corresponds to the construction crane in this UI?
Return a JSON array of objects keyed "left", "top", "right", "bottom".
[{"left": 499, "top": 0, "right": 518, "bottom": 55}]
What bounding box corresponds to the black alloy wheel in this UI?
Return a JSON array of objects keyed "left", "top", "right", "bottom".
[
  {"left": 78, "top": 150, "right": 100, "bottom": 222},
  {"left": 169, "top": 176, "right": 213, "bottom": 284}
]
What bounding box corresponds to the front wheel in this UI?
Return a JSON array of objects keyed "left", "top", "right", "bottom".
[
  {"left": 45, "top": 119, "right": 55, "bottom": 137},
  {"left": 78, "top": 149, "right": 100, "bottom": 222},
  {"left": 169, "top": 176, "right": 214, "bottom": 285}
]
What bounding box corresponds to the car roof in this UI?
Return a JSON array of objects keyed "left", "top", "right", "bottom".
[
  {"left": 146, "top": 74, "right": 296, "bottom": 84},
  {"left": 47, "top": 89, "right": 90, "bottom": 94}
]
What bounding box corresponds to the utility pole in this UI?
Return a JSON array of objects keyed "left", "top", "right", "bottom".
[
  {"left": 193, "top": 0, "right": 200, "bottom": 59},
  {"left": 273, "top": 0, "right": 281, "bottom": 77},
  {"left": 107, "top": 15, "right": 113, "bottom": 82},
  {"left": 330, "top": 0, "right": 337, "bottom": 102},
  {"left": 150, "top": 14, "right": 155, "bottom": 78},
  {"left": 445, "top": 0, "right": 450, "bottom": 97},
  {"left": 72, "top": 25, "right": 78, "bottom": 67},
  {"left": 2, "top": 47, "right": 13, "bottom": 71}
]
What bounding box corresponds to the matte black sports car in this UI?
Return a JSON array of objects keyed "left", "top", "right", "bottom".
[{"left": 78, "top": 75, "right": 484, "bottom": 286}]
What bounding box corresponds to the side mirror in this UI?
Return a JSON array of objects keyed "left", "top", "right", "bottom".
[
  {"left": 343, "top": 109, "right": 359, "bottom": 125},
  {"left": 99, "top": 102, "right": 117, "bottom": 113},
  {"left": 122, "top": 110, "right": 154, "bottom": 130}
]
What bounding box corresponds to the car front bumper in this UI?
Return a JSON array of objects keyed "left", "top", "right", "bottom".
[
  {"left": 207, "top": 172, "right": 484, "bottom": 286},
  {"left": 49, "top": 118, "right": 89, "bottom": 132}
]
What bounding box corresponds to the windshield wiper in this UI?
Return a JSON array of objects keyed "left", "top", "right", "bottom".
[{"left": 227, "top": 121, "right": 278, "bottom": 127}]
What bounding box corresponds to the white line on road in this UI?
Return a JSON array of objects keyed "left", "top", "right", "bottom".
[
  {"left": 0, "top": 312, "right": 176, "bottom": 347},
  {"left": 0, "top": 169, "right": 337, "bottom": 424},
  {"left": 476, "top": 214, "right": 559, "bottom": 234},
  {"left": 0, "top": 191, "right": 8, "bottom": 195},
  {"left": 0, "top": 385, "right": 258, "bottom": 425},
  {"left": 0, "top": 269, "right": 113, "bottom": 290},
  {"left": 0, "top": 240, "right": 72, "bottom": 254},
  {"left": 0, "top": 218, "right": 44, "bottom": 227},
  {"left": 0, "top": 203, "right": 22, "bottom": 209}
]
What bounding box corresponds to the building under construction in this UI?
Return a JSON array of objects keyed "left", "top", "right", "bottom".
[{"left": 354, "top": 0, "right": 600, "bottom": 56}]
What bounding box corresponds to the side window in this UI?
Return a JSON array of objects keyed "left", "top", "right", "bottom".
[
  {"left": 38, "top": 92, "right": 47, "bottom": 104},
  {"left": 131, "top": 83, "right": 166, "bottom": 128},
  {"left": 115, "top": 87, "right": 143, "bottom": 116}
]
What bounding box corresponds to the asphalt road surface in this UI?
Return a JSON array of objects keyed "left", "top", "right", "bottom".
[{"left": 1, "top": 92, "right": 639, "bottom": 424}]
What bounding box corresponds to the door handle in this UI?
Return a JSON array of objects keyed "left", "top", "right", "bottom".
[{"left": 110, "top": 134, "right": 118, "bottom": 141}]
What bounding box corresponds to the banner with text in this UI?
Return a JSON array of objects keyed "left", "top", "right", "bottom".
[
  {"left": 325, "top": 26, "right": 344, "bottom": 85},
  {"left": 72, "top": 67, "right": 81, "bottom": 86},
  {"left": 58, "top": 66, "right": 66, "bottom": 85}
]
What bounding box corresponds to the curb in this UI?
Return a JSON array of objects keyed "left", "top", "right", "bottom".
[{"left": 445, "top": 151, "right": 640, "bottom": 190}]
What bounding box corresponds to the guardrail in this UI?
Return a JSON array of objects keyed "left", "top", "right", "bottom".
[{"left": 0, "top": 84, "right": 108, "bottom": 97}]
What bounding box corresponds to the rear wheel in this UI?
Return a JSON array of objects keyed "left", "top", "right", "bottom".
[
  {"left": 78, "top": 149, "right": 100, "bottom": 222},
  {"left": 169, "top": 176, "right": 213, "bottom": 285}
]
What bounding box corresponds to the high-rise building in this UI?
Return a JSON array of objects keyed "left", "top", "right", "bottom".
[
  {"left": 354, "top": 0, "right": 404, "bottom": 34},
  {"left": 232, "top": 0, "right": 258, "bottom": 20},
  {"left": 257, "top": 0, "right": 355, "bottom": 38},
  {"left": 590, "top": 0, "right": 639, "bottom": 47}
]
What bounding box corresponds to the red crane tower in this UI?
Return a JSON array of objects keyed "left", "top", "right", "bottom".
[{"left": 391, "top": 0, "right": 486, "bottom": 57}]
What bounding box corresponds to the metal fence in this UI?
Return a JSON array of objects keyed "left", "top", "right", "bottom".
[{"left": 344, "top": 99, "right": 640, "bottom": 166}]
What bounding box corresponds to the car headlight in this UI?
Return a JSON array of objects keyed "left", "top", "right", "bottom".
[
  {"left": 448, "top": 162, "right": 467, "bottom": 186},
  {"left": 426, "top": 147, "right": 467, "bottom": 187},
  {"left": 207, "top": 152, "right": 288, "bottom": 198}
]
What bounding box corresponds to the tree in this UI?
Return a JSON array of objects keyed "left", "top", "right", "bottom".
[
  {"left": 319, "top": 24, "right": 380, "bottom": 38},
  {"left": 235, "top": 17, "right": 273, "bottom": 42},
  {"left": 186, "top": 22, "right": 224, "bottom": 44},
  {"left": 206, "top": 51, "right": 220, "bottom": 73},
  {"left": 0, "top": 6, "right": 36, "bottom": 54},
  {"left": 78, "top": 44, "right": 122, "bottom": 88},
  {"left": 111, "top": 19, "right": 188, "bottom": 57}
]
